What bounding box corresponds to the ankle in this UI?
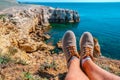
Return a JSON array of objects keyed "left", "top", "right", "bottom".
[
  {"left": 68, "top": 56, "right": 79, "bottom": 67},
  {"left": 81, "top": 56, "right": 91, "bottom": 67}
]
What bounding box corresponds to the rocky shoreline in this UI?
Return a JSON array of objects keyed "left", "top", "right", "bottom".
[
  {"left": 0, "top": 5, "right": 80, "bottom": 53},
  {"left": 0, "top": 5, "right": 119, "bottom": 80}
]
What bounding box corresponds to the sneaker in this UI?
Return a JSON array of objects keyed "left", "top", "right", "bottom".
[
  {"left": 62, "top": 30, "right": 80, "bottom": 63},
  {"left": 79, "top": 32, "right": 94, "bottom": 60}
]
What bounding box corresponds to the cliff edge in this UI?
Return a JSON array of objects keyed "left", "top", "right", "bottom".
[{"left": 0, "top": 5, "right": 119, "bottom": 80}]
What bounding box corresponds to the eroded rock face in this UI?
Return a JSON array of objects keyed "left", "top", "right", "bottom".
[
  {"left": 49, "top": 8, "right": 80, "bottom": 23},
  {"left": 0, "top": 5, "right": 79, "bottom": 53},
  {"left": 0, "top": 5, "right": 120, "bottom": 80},
  {"left": 0, "top": 5, "right": 80, "bottom": 24},
  {"left": 93, "top": 38, "right": 102, "bottom": 57},
  {"left": 0, "top": 5, "right": 80, "bottom": 53}
]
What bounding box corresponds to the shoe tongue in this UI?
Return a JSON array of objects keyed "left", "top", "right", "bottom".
[
  {"left": 67, "top": 46, "right": 77, "bottom": 52},
  {"left": 83, "top": 45, "right": 93, "bottom": 49}
]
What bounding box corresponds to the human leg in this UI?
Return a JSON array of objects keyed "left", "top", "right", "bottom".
[
  {"left": 80, "top": 32, "right": 120, "bottom": 80},
  {"left": 82, "top": 57, "right": 120, "bottom": 80},
  {"left": 62, "top": 30, "right": 89, "bottom": 80},
  {"left": 65, "top": 56, "right": 89, "bottom": 80}
]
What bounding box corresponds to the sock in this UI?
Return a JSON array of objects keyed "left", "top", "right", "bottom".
[
  {"left": 67, "top": 56, "right": 78, "bottom": 68},
  {"left": 82, "top": 56, "right": 91, "bottom": 65}
]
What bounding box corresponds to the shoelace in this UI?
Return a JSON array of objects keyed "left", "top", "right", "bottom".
[
  {"left": 66, "top": 46, "right": 80, "bottom": 59},
  {"left": 82, "top": 47, "right": 92, "bottom": 59}
]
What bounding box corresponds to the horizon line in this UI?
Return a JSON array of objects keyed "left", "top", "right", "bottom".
[
  {"left": 17, "top": 0, "right": 120, "bottom": 3},
  {"left": 17, "top": 1, "right": 120, "bottom": 3}
]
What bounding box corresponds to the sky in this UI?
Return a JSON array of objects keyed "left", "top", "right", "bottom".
[{"left": 17, "top": 0, "right": 120, "bottom": 2}]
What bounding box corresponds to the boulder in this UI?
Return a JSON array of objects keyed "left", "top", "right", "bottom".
[
  {"left": 73, "top": 11, "right": 80, "bottom": 22},
  {"left": 38, "top": 42, "right": 55, "bottom": 51},
  {"left": 42, "top": 34, "right": 51, "bottom": 40},
  {"left": 65, "top": 10, "right": 74, "bottom": 22},
  {"left": 93, "top": 38, "right": 102, "bottom": 57},
  {"left": 19, "top": 43, "right": 38, "bottom": 53},
  {"left": 57, "top": 41, "right": 62, "bottom": 49}
]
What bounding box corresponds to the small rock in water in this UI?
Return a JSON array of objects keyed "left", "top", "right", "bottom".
[{"left": 57, "top": 41, "right": 62, "bottom": 49}]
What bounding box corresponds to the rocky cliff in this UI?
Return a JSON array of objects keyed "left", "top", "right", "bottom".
[
  {"left": 0, "top": 5, "right": 80, "bottom": 53},
  {"left": 0, "top": 5, "right": 119, "bottom": 80},
  {"left": 0, "top": 5, "right": 80, "bottom": 24},
  {"left": 0, "top": 5, "right": 80, "bottom": 80}
]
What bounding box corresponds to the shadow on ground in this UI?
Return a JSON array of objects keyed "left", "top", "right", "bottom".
[{"left": 36, "top": 71, "right": 67, "bottom": 80}]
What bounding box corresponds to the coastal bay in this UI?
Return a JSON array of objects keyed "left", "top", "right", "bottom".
[{"left": 0, "top": 0, "right": 120, "bottom": 80}]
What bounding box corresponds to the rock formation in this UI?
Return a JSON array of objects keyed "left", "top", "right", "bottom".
[
  {"left": 0, "top": 5, "right": 119, "bottom": 80},
  {"left": 57, "top": 41, "right": 62, "bottom": 49},
  {"left": 0, "top": 5, "right": 80, "bottom": 53},
  {"left": 0, "top": 5, "right": 80, "bottom": 24},
  {"left": 48, "top": 8, "right": 80, "bottom": 23}
]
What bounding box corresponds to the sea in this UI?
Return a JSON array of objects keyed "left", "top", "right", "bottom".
[
  {"left": 1, "top": 2, "right": 120, "bottom": 59},
  {"left": 34, "top": 2, "right": 120, "bottom": 60}
]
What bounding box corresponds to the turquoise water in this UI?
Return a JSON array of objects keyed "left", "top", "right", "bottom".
[{"left": 31, "top": 3, "right": 120, "bottom": 59}]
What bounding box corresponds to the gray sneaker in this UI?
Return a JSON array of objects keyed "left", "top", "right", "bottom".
[
  {"left": 62, "top": 30, "right": 80, "bottom": 63},
  {"left": 80, "top": 32, "right": 94, "bottom": 59}
]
